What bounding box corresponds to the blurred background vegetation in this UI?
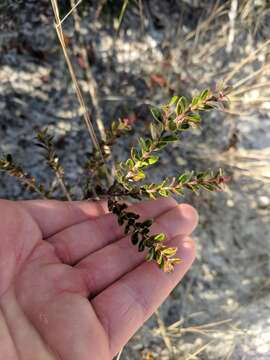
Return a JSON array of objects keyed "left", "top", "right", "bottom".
[{"left": 0, "top": 0, "right": 270, "bottom": 359}]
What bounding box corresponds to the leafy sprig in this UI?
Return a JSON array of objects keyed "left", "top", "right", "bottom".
[
  {"left": 108, "top": 199, "right": 181, "bottom": 273},
  {"left": 36, "top": 129, "right": 72, "bottom": 200},
  {"left": 0, "top": 87, "right": 231, "bottom": 273},
  {"left": 0, "top": 154, "right": 46, "bottom": 197},
  {"left": 140, "top": 169, "right": 230, "bottom": 199},
  {"left": 116, "top": 87, "right": 230, "bottom": 189},
  {"left": 110, "top": 87, "right": 231, "bottom": 272}
]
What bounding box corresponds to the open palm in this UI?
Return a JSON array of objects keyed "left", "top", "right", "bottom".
[{"left": 0, "top": 197, "right": 197, "bottom": 360}]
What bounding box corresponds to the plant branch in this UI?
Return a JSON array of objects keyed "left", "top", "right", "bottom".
[
  {"left": 0, "top": 154, "right": 47, "bottom": 198},
  {"left": 36, "top": 129, "right": 72, "bottom": 201},
  {"left": 116, "top": 87, "right": 231, "bottom": 187}
]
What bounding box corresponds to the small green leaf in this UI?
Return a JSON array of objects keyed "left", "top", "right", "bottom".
[
  {"left": 200, "top": 183, "right": 215, "bottom": 191},
  {"left": 141, "top": 219, "right": 153, "bottom": 228},
  {"left": 162, "top": 247, "right": 177, "bottom": 257},
  {"left": 168, "top": 120, "right": 177, "bottom": 131},
  {"left": 154, "top": 233, "right": 166, "bottom": 242},
  {"left": 156, "top": 252, "right": 163, "bottom": 265},
  {"left": 150, "top": 123, "right": 159, "bottom": 140},
  {"left": 168, "top": 95, "right": 178, "bottom": 107},
  {"left": 150, "top": 106, "right": 163, "bottom": 122},
  {"left": 201, "top": 103, "right": 215, "bottom": 110},
  {"left": 159, "top": 188, "right": 169, "bottom": 197},
  {"left": 200, "top": 89, "right": 210, "bottom": 100},
  {"left": 176, "top": 96, "right": 188, "bottom": 115},
  {"left": 146, "top": 155, "right": 159, "bottom": 165},
  {"left": 156, "top": 141, "right": 168, "bottom": 150},
  {"left": 140, "top": 138, "right": 152, "bottom": 153},
  {"left": 125, "top": 158, "right": 134, "bottom": 168},
  {"left": 192, "top": 96, "right": 200, "bottom": 106},
  {"left": 161, "top": 134, "right": 179, "bottom": 142},
  {"left": 138, "top": 239, "right": 145, "bottom": 252},
  {"left": 178, "top": 173, "right": 192, "bottom": 184},
  {"left": 131, "top": 232, "right": 139, "bottom": 245},
  {"left": 174, "top": 187, "right": 184, "bottom": 195},
  {"left": 138, "top": 137, "right": 147, "bottom": 152},
  {"left": 111, "top": 121, "right": 117, "bottom": 131},
  {"left": 196, "top": 172, "right": 206, "bottom": 180},
  {"left": 186, "top": 113, "right": 201, "bottom": 123},
  {"left": 145, "top": 248, "right": 155, "bottom": 262},
  {"left": 133, "top": 170, "right": 145, "bottom": 181},
  {"left": 180, "top": 123, "right": 190, "bottom": 130},
  {"left": 131, "top": 148, "right": 139, "bottom": 161}
]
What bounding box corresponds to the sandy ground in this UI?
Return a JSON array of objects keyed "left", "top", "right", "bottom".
[{"left": 0, "top": 1, "right": 270, "bottom": 359}]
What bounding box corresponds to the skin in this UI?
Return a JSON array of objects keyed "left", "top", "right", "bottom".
[{"left": 0, "top": 197, "right": 198, "bottom": 360}]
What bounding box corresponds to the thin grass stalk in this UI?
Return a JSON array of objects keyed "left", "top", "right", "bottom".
[
  {"left": 224, "top": 39, "right": 270, "bottom": 84},
  {"left": 70, "top": 0, "right": 107, "bottom": 142},
  {"left": 55, "top": 0, "right": 83, "bottom": 27},
  {"left": 50, "top": 0, "right": 111, "bottom": 183},
  {"left": 116, "top": 0, "right": 129, "bottom": 35},
  {"left": 232, "top": 63, "right": 270, "bottom": 89},
  {"left": 226, "top": 0, "right": 238, "bottom": 53}
]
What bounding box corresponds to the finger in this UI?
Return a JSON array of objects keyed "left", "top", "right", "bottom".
[
  {"left": 48, "top": 197, "right": 178, "bottom": 265},
  {"left": 77, "top": 204, "right": 198, "bottom": 296},
  {"left": 92, "top": 235, "right": 196, "bottom": 357},
  {"left": 20, "top": 200, "right": 108, "bottom": 238}
]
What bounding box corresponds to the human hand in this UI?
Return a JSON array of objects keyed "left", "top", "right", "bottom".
[{"left": 0, "top": 197, "right": 197, "bottom": 359}]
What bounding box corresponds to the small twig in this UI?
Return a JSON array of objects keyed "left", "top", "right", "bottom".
[
  {"left": 55, "top": 172, "right": 72, "bottom": 201},
  {"left": 0, "top": 154, "right": 47, "bottom": 199},
  {"left": 36, "top": 129, "right": 72, "bottom": 201}
]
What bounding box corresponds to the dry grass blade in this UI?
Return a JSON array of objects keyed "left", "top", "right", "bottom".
[
  {"left": 116, "top": 0, "right": 130, "bottom": 35},
  {"left": 70, "top": 0, "right": 107, "bottom": 142},
  {"left": 226, "top": 148, "right": 270, "bottom": 183},
  {"left": 226, "top": 0, "right": 238, "bottom": 53},
  {"left": 185, "top": 339, "right": 216, "bottom": 360},
  {"left": 55, "top": 0, "right": 83, "bottom": 28},
  {"left": 232, "top": 63, "right": 270, "bottom": 90},
  {"left": 224, "top": 39, "right": 270, "bottom": 84},
  {"left": 231, "top": 81, "right": 270, "bottom": 96},
  {"left": 193, "top": 23, "right": 229, "bottom": 64},
  {"left": 184, "top": 2, "right": 228, "bottom": 43},
  {"left": 50, "top": 0, "right": 111, "bottom": 183}
]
